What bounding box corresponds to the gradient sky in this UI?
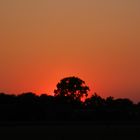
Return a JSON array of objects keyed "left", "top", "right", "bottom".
[{"left": 0, "top": 0, "right": 140, "bottom": 102}]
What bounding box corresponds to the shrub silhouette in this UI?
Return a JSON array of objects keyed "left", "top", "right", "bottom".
[
  {"left": 0, "top": 92, "right": 138, "bottom": 122},
  {"left": 85, "top": 93, "right": 105, "bottom": 109}
]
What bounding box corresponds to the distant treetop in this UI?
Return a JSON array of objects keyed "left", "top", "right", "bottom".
[{"left": 54, "top": 76, "right": 90, "bottom": 101}]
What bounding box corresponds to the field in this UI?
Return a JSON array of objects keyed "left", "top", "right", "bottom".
[{"left": 0, "top": 122, "right": 140, "bottom": 140}]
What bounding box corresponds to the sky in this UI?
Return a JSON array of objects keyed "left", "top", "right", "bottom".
[{"left": 0, "top": 0, "right": 140, "bottom": 102}]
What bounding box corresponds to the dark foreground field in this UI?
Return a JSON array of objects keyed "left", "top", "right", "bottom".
[{"left": 0, "top": 122, "right": 140, "bottom": 140}]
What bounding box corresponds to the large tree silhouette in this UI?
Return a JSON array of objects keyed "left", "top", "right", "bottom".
[{"left": 54, "top": 76, "right": 90, "bottom": 101}]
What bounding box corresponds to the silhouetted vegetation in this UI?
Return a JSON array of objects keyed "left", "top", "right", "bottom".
[
  {"left": 54, "top": 76, "right": 90, "bottom": 101},
  {"left": 0, "top": 77, "right": 140, "bottom": 123}
]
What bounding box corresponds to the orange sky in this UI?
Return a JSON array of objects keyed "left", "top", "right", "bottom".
[{"left": 0, "top": 0, "right": 140, "bottom": 102}]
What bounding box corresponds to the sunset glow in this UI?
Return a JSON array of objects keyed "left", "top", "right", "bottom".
[{"left": 0, "top": 0, "right": 140, "bottom": 102}]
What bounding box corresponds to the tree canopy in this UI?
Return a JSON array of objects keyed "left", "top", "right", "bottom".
[{"left": 54, "top": 76, "right": 90, "bottom": 101}]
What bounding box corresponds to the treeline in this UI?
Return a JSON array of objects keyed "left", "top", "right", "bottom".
[{"left": 0, "top": 92, "right": 140, "bottom": 122}]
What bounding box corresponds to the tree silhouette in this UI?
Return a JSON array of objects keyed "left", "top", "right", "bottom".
[
  {"left": 84, "top": 93, "right": 105, "bottom": 109},
  {"left": 54, "top": 76, "right": 90, "bottom": 101},
  {"left": 0, "top": 76, "right": 138, "bottom": 122}
]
